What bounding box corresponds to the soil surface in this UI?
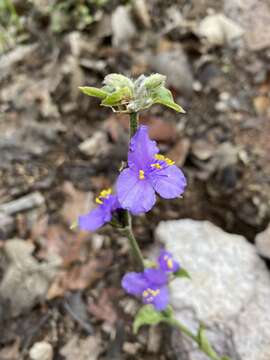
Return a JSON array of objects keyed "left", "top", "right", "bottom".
[{"left": 0, "top": 0, "right": 270, "bottom": 359}]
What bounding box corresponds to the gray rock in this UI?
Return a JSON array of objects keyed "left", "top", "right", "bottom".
[
  {"left": 256, "top": 223, "right": 270, "bottom": 259},
  {"left": 149, "top": 47, "right": 193, "bottom": 96},
  {"left": 29, "top": 341, "right": 53, "bottom": 360},
  {"left": 79, "top": 131, "right": 111, "bottom": 157},
  {"left": 0, "top": 213, "right": 15, "bottom": 239},
  {"left": 155, "top": 219, "right": 270, "bottom": 360},
  {"left": 111, "top": 6, "right": 137, "bottom": 48},
  {"left": 224, "top": 0, "right": 270, "bottom": 51},
  {"left": 198, "top": 14, "right": 244, "bottom": 46},
  {"left": 0, "top": 239, "right": 61, "bottom": 317}
]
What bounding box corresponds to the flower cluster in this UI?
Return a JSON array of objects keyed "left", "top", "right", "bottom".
[
  {"left": 122, "top": 250, "right": 180, "bottom": 311},
  {"left": 77, "top": 125, "right": 186, "bottom": 231}
]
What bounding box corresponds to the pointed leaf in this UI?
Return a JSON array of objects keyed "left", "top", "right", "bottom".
[
  {"left": 133, "top": 305, "right": 164, "bottom": 334},
  {"left": 155, "top": 99, "right": 185, "bottom": 113},
  {"left": 79, "top": 86, "right": 108, "bottom": 99},
  {"left": 153, "top": 87, "right": 185, "bottom": 113},
  {"left": 174, "top": 268, "right": 191, "bottom": 280}
]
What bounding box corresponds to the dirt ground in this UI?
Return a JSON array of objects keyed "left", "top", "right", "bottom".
[{"left": 0, "top": 0, "right": 270, "bottom": 359}]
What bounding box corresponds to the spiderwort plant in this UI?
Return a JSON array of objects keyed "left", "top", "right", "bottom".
[{"left": 76, "top": 73, "right": 231, "bottom": 360}]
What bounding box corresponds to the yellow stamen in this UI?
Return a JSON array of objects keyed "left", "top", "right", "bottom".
[
  {"left": 165, "top": 158, "right": 175, "bottom": 166},
  {"left": 95, "top": 188, "right": 112, "bottom": 204},
  {"left": 167, "top": 259, "right": 173, "bottom": 269},
  {"left": 95, "top": 197, "right": 103, "bottom": 204},
  {"left": 155, "top": 154, "right": 165, "bottom": 161},
  {"left": 139, "top": 170, "right": 145, "bottom": 180},
  {"left": 154, "top": 154, "right": 175, "bottom": 166},
  {"left": 142, "top": 288, "right": 160, "bottom": 298},
  {"left": 151, "top": 163, "right": 162, "bottom": 169},
  {"left": 99, "top": 188, "right": 112, "bottom": 198}
]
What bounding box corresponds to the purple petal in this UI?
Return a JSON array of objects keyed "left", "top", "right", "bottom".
[
  {"left": 101, "top": 195, "right": 121, "bottom": 221},
  {"left": 128, "top": 125, "right": 159, "bottom": 170},
  {"left": 158, "top": 250, "right": 180, "bottom": 273},
  {"left": 121, "top": 272, "right": 149, "bottom": 295},
  {"left": 149, "top": 165, "right": 187, "bottom": 199},
  {"left": 116, "top": 168, "right": 156, "bottom": 214},
  {"left": 78, "top": 207, "right": 107, "bottom": 231},
  {"left": 153, "top": 286, "right": 169, "bottom": 311},
  {"left": 144, "top": 268, "right": 168, "bottom": 287}
]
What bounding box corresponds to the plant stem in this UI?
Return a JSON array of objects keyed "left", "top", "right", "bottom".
[
  {"left": 170, "top": 319, "right": 222, "bottom": 360},
  {"left": 123, "top": 213, "right": 144, "bottom": 271},
  {"left": 120, "top": 111, "right": 144, "bottom": 270},
  {"left": 129, "top": 112, "right": 138, "bottom": 137}
]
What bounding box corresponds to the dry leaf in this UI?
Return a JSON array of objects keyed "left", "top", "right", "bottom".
[
  {"left": 88, "top": 288, "right": 122, "bottom": 325},
  {"left": 61, "top": 182, "right": 92, "bottom": 226},
  {"left": 47, "top": 250, "right": 113, "bottom": 299}
]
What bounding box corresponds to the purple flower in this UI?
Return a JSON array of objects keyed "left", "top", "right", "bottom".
[
  {"left": 122, "top": 268, "right": 169, "bottom": 311},
  {"left": 158, "top": 249, "right": 180, "bottom": 273},
  {"left": 121, "top": 250, "right": 180, "bottom": 311},
  {"left": 78, "top": 188, "right": 120, "bottom": 231},
  {"left": 116, "top": 125, "right": 187, "bottom": 214}
]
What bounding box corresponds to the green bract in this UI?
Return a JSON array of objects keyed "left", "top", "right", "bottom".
[
  {"left": 79, "top": 73, "right": 185, "bottom": 113},
  {"left": 133, "top": 305, "right": 173, "bottom": 334}
]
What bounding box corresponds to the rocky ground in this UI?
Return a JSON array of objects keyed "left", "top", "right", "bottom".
[{"left": 0, "top": 0, "right": 270, "bottom": 359}]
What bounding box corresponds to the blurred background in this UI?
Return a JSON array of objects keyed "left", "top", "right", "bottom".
[{"left": 0, "top": 0, "right": 270, "bottom": 359}]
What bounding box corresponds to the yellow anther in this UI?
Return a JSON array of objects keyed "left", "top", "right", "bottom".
[
  {"left": 95, "top": 197, "right": 103, "bottom": 204},
  {"left": 99, "top": 188, "right": 112, "bottom": 198},
  {"left": 165, "top": 158, "right": 175, "bottom": 166},
  {"left": 143, "top": 288, "right": 160, "bottom": 298},
  {"left": 154, "top": 154, "right": 175, "bottom": 166},
  {"left": 167, "top": 259, "right": 173, "bottom": 269},
  {"left": 151, "top": 163, "right": 162, "bottom": 169},
  {"left": 155, "top": 154, "right": 165, "bottom": 161},
  {"left": 143, "top": 290, "right": 149, "bottom": 297},
  {"left": 139, "top": 170, "right": 145, "bottom": 180},
  {"left": 96, "top": 188, "right": 112, "bottom": 204}
]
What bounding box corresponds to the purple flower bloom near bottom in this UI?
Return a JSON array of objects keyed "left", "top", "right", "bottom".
[
  {"left": 121, "top": 250, "right": 181, "bottom": 311},
  {"left": 78, "top": 188, "right": 120, "bottom": 231},
  {"left": 159, "top": 249, "right": 180, "bottom": 273},
  {"left": 122, "top": 269, "right": 169, "bottom": 311}
]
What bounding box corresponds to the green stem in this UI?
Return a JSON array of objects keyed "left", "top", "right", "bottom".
[
  {"left": 170, "top": 319, "right": 221, "bottom": 360},
  {"left": 123, "top": 214, "right": 144, "bottom": 271},
  {"left": 120, "top": 111, "right": 144, "bottom": 271},
  {"left": 129, "top": 112, "right": 138, "bottom": 137}
]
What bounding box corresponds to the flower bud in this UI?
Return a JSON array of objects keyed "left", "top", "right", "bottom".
[{"left": 142, "top": 73, "right": 166, "bottom": 90}]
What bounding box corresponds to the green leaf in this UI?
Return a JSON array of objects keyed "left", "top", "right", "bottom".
[
  {"left": 198, "top": 325, "right": 219, "bottom": 359},
  {"left": 221, "top": 357, "right": 231, "bottom": 360},
  {"left": 153, "top": 87, "right": 185, "bottom": 113},
  {"left": 155, "top": 99, "right": 185, "bottom": 113},
  {"left": 101, "top": 87, "right": 132, "bottom": 106},
  {"left": 133, "top": 305, "right": 165, "bottom": 334},
  {"left": 174, "top": 268, "right": 191, "bottom": 279},
  {"left": 79, "top": 86, "right": 107, "bottom": 99}
]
